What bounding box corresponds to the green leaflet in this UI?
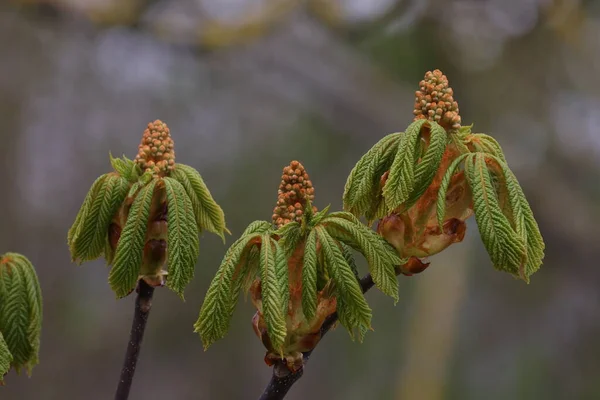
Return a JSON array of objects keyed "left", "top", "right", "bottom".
[
  {"left": 70, "top": 174, "right": 129, "bottom": 264},
  {"left": 240, "top": 246, "right": 261, "bottom": 296},
  {"left": 0, "top": 254, "right": 42, "bottom": 375},
  {"left": 0, "top": 332, "right": 12, "bottom": 382},
  {"left": 497, "top": 163, "right": 545, "bottom": 280},
  {"left": 68, "top": 174, "right": 108, "bottom": 261},
  {"left": 109, "top": 153, "right": 140, "bottom": 182},
  {"left": 194, "top": 233, "right": 260, "bottom": 349},
  {"left": 315, "top": 226, "right": 371, "bottom": 340},
  {"left": 172, "top": 164, "right": 228, "bottom": 241},
  {"left": 383, "top": 120, "right": 427, "bottom": 211},
  {"left": 302, "top": 229, "right": 318, "bottom": 320},
  {"left": 260, "top": 235, "right": 288, "bottom": 355},
  {"left": 341, "top": 243, "right": 360, "bottom": 280},
  {"left": 163, "top": 177, "right": 200, "bottom": 299},
  {"left": 465, "top": 154, "right": 527, "bottom": 277},
  {"left": 404, "top": 121, "right": 448, "bottom": 208},
  {"left": 436, "top": 153, "right": 470, "bottom": 228},
  {"left": 243, "top": 220, "right": 273, "bottom": 236},
  {"left": 322, "top": 214, "right": 399, "bottom": 302},
  {"left": 309, "top": 204, "right": 331, "bottom": 227},
  {"left": 275, "top": 222, "right": 302, "bottom": 258},
  {"left": 468, "top": 134, "right": 506, "bottom": 162},
  {"left": 109, "top": 179, "right": 157, "bottom": 298},
  {"left": 343, "top": 133, "right": 402, "bottom": 218}
]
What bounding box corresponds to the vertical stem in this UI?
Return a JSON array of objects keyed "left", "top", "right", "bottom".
[{"left": 114, "top": 280, "right": 155, "bottom": 400}]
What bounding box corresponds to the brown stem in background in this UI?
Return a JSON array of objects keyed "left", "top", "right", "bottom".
[
  {"left": 114, "top": 279, "right": 155, "bottom": 400},
  {"left": 258, "top": 274, "right": 376, "bottom": 400}
]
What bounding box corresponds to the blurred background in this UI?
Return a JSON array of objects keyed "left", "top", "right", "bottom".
[{"left": 1, "top": 0, "right": 599, "bottom": 399}]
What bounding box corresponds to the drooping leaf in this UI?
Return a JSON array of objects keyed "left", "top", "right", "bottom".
[
  {"left": 109, "top": 179, "right": 157, "bottom": 298},
  {"left": 465, "top": 154, "right": 527, "bottom": 277},
  {"left": 259, "top": 235, "right": 287, "bottom": 355},
  {"left": 343, "top": 132, "right": 402, "bottom": 217},
  {"left": 383, "top": 120, "right": 428, "bottom": 211},
  {"left": 301, "top": 229, "right": 318, "bottom": 320},
  {"left": 0, "top": 332, "right": 12, "bottom": 382},
  {"left": 340, "top": 243, "right": 360, "bottom": 280},
  {"left": 68, "top": 174, "right": 109, "bottom": 261},
  {"left": 404, "top": 121, "right": 448, "bottom": 208},
  {"left": 497, "top": 163, "right": 545, "bottom": 280},
  {"left": 436, "top": 153, "right": 470, "bottom": 228},
  {"left": 172, "top": 164, "right": 228, "bottom": 241},
  {"left": 323, "top": 213, "right": 400, "bottom": 302},
  {"left": 467, "top": 134, "right": 506, "bottom": 162},
  {"left": 194, "top": 233, "right": 260, "bottom": 349},
  {"left": 163, "top": 177, "right": 200, "bottom": 299},
  {"left": 243, "top": 220, "right": 273, "bottom": 236},
  {"left": 275, "top": 221, "right": 302, "bottom": 257},
  {"left": 0, "top": 254, "right": 42, "bottom": 374},
  {"left": 315, "top": 226, "right": 371, "bottom": 339},
  {"left": 70, "top": 174, "right": 129, "bottom": 264}
]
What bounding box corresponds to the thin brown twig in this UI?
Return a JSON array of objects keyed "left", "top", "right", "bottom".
[{"left": 114, "top": 279, "right": 155, "bottom": 400}]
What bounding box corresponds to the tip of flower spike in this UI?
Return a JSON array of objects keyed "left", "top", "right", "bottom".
[
  {"left": 134, "top": 120, "right": 176, "bottom": 177},
  {"left": 272, "top": 160, "right": 317, "bottom": 228},
  {"left": 413, "top": 69, "right": 461, "bottom": 131}
]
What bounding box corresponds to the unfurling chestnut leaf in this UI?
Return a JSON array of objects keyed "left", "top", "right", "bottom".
[
  {"left": 0, "top": 253, "right": 42, "bottom": 385},
  {"left": 195, "top": 161, "right": 404, "bottom": 371},
  {"left": 343, "top": 69, "right": 545, "bottom": 282},
  {"left": 67, "top": 120, "right": 229, "bottom": 299}
]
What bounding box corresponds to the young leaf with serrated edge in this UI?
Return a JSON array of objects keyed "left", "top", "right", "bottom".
[
  {"left": 315, "top": 226, "right": 371, "bottom": 339},
  {"left": 110, "top": 153, "right": 139, "bottom": 182},
  {"left": 0, "top": 254, "right": 42, "bottom": 374},
  {"left": 0, "top": 332, "right": 11, "bottom": 382},
  {"left": 467, "top": 134, "right": 506, "bottom": 162},
  {"left": 109, "top": 180, "right": 157, "bottom": 298},
  {"left": 68, "top": 174, "right": 108, "bottom": 261},
  {"left": 497, "top": 162, "right": 545, "bottom": 280},
  {"left": 323, "top": 213, "right": 400, "bottom": 302},
  {"left": 172, "top": 164, "right": 228, "bottom": 241},
  {"left": 465, "top": 154, "right": 527, "bottom": 277},
  {"left": 194, "top": 233, "right": 261, "bottom": 349},
  {"left": 163, "top": 177, "right": 200, "bottom": 299},
  {"left": 71, "top": 174, "right": 128, "bottom": 264},
  {"left": 343, "top": 133, "right": 402, "bottom": 217},
  {"left": 403, "top": 121, "right": 448, "bottom": 208},
  {"left": 309, "top": 204, "right": 331, "bottom": 227},
  {"left": 383, "top": 120, "right": 427, "bottom": 211},
  {"left": 302, "top": 229, "right": 318, "bottom": 320},
  {"left": 436, "top": 153, "right": 470, "bottom": 228},
  {"left": 260, "top": 235, "right": 287, "bottom": 355},
  {"left": 275, "top": 221, "right": 302, "bottom": 258}
]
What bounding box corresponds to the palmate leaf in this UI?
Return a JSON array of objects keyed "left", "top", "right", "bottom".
[
  {"left": 436, "top": 153, "right": 470, "bottom": 228},
  {"left": 383, "top": 119, "right": 428, "bottom": 211},
  {"left": 301, "top": 229, "right": 318, "bottom": 320},
  {"left": 322, "top": 212, "right": 401, "bottom": 302},
  {"left": 0, "top": 332, "right": 12, "bottom": 382},
  {"left": 315, "top": 226, "right": 371, "bottom": 340},
  {"left": 404, "top": 121, "right": 448, "bottom": 208},
  {"left": 69, "top": 174, "right": 129, "bottom": 264},
  {"left": 465, "top": 154, "right": 527, "bottom": 277},
  {"left": 172, "top": 164, "right": 228, "bottom": 241},
  {"left": 260, "top": 235, "right": 288, "bottom": 355},
  {"left": 496, "top": 162, "right": 545, "bottom": 280},
  {"left": 467, "top": 134, "right": 506, "bottom": 162},
  {"left": 109, "top": 179, "right": 157, "bottom": 298},
  {"left": 343, "top": 133, "right": 402, "bottom": 217},
  {"left": 163, "top": 177, "right": 200, "bottom": 299},
  {"left": 0, "top": 254, "right": 42, "bottom": 375},
  {"left": 194, "top": 232, "right": 261, "bottom": 349}
]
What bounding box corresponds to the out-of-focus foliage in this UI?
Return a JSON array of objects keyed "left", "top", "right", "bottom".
[{"left": 1, "top": 0, "right": 599, "bottom": 399}]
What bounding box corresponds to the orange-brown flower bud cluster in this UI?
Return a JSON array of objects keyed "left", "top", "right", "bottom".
[
  {"left": 272, "top": 161, "right": 316, "bottom": 228},
  {"left": 413, "top": 69, "right": 461, "bottom": 130},
  {"left": 134, "top": 120, "right": 176, "bottom": 177}
]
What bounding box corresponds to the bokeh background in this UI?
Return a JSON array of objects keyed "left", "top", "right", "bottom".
[{"left": 1, "top": 0, "right": 599, "bottom": 399}]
